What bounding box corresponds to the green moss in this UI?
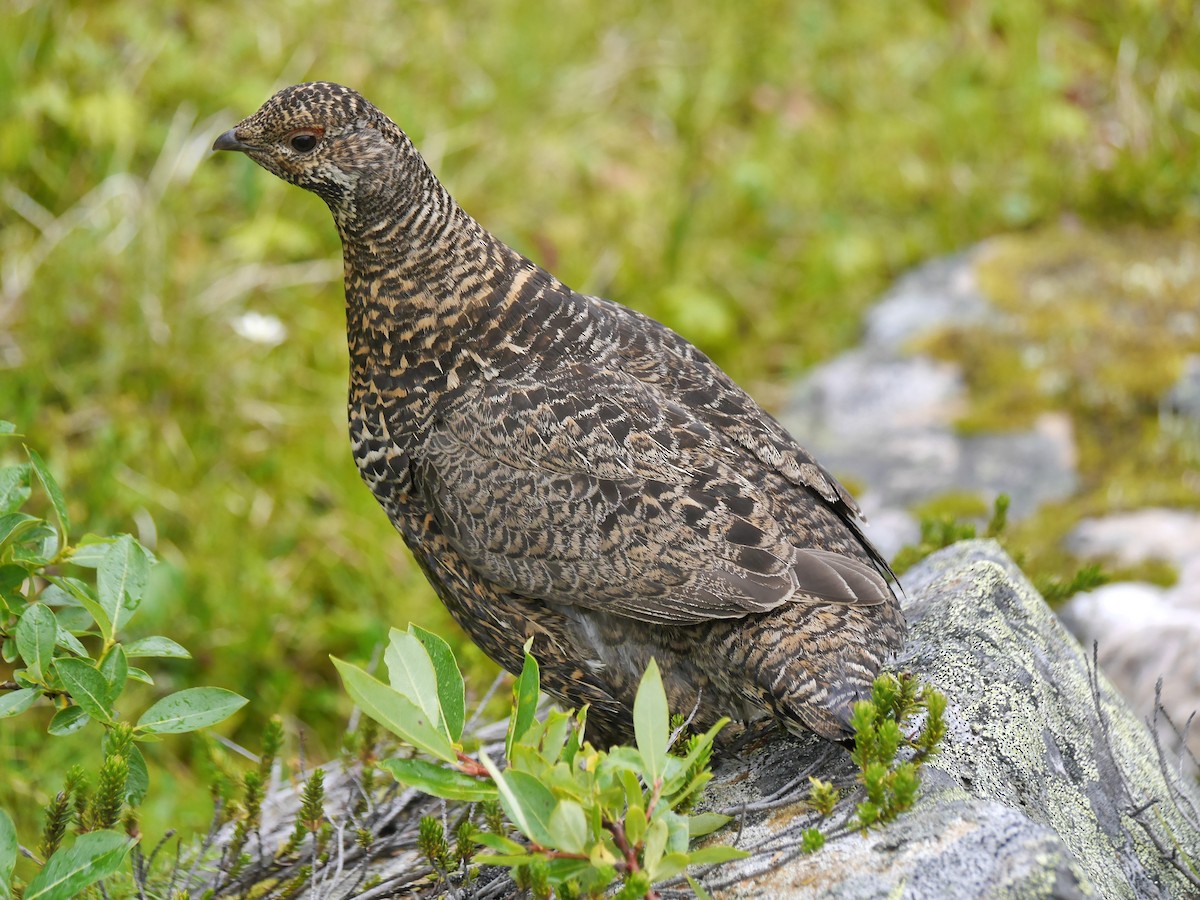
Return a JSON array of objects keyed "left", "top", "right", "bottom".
[
  {"left": 911, "top": 492, "right": 992, "bottom": 523},
  {"left": 915, "top": 226, "right": 1199, "bottom": 597},
  {"left": 893, "top": 493, "right": 1012, "bottom": 575}
]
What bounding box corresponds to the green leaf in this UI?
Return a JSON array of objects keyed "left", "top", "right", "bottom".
[
  {"left": 67, "top": 537, "right": 115, "bottom": 569},
  {"left": 44, "top": 576, "right": 111, "bottom": 636},
  {"left": 648, "top": 851, "right": 691, "bottom": 882},
  {"left": 409, "top": 624, "right": 466, "bottom": 742},
  {"left": 54, "top": 625, "right": 87, "bottom": 658},
  {"left": 643, "top": 816, "right": 668, "bottom": 874},
  {"left": 0, "top": 687, "right": 38, "bottom": 718},
  {"left": 0, "top": 465, "right": 31, "bottom": 516},
  {"left": 135, "top": 687, "right": 247, "bottom": 735},
  {"left": 589, "top": 840, "right": 617, "bottom": 868},
  {"left": 605, "top": 746, "right": 645, "bottom": 775},
  {"left": 665, "top": 809, "right": 691, "bottom": 854},
  {"left": 478, "top": 749, "right": 530, "bottom": 835},
  {"left": 24, "top": 830, "right": 136, "bottom": 900},
  {"left": 478, "top": 749, "right": 557, "bottom": 847},
  {"left": 98, "top": 728, "right": 150, "bottom": 806},
  {"left": 0, "top": 808, "right": 16, "bottom": 900},
  {"left": 473, "top": 832, "right": 527, "bottom": 854},
  {"left": 125, "top": 744, "right": 149, "bottom": 806},
  {"left": 121, "top": 635, "right": 190, "bottom": 659},
  {"left": 506, "top": 648, "right": 540, "bottom": 761},
  {"left": 548, "top": 799, "right": 588, "bottom": 854},
  {"left": 54, "top": 658, "right": 114, "bottom": 724},
  {"left": 15, "top": 603, "right": 57, "bottom": 681},
  {"left": 634, "top": 658, "right": 669, "bottom": 784},
  {"left": 0, "top": 512, "right": 43, "bottom": 552},
  {"left": 97, "top": 535, "right": 149, "bottom": 639},
  {"left": 542, "top": 857, "right": 595, "bottom": 885},
  {"left": 12, "top": 530, "right": 57, "bottom": 566},
  {"left": 0, "top": 563, "right": 26, "bottom": 598},
  {"left": 25, "top": 448, "right": 69, "bottom": 541},
  {"left": 685, "top": 845, "right": 749, "bottom": 865},
  {"left": 53, "top": 607, "right": 94, "bottom": 634},
  {"left": 380, "top": 758, "right": 498, "bottom": 801},
  {"left": 625, "top": 803, "right": 647, "bottom": 845},
  {"left": 686, "top": 875, "right": 715, "bottom": 900},
  {"left": 98, "top": 645, "right": 128, "bottom": 704},
  {"left": 384, "top": 629, "right": 443, "bottom": 734},
  {"left": 331, "top": 657, "right": 455, "bottom": 762},
  {"left": 800, "top": 827, "right": 825, "bottom": 853},
  {"left": 126, "top": 666, "right": 153, "bottom": 685},
  {"left": 475, "top": 851, "right": 537, "bottom": 867},
  {"left": 617, "top": 769, "right": 643, "bottom": 816},
  {"left": 687, "top": 812, "right": 732, "bottom": 837},
  {"left": 536, "top": 709, "right": 573, "bottom": 764},
  {"left": 500, "top": 769, "right": 558, "bottom": 848},
  {"left": 38, "top": 584, "right": 78, "bottom": 608},
  {"left": 48, "top": 705, "right": 89, "bottom": 736}
]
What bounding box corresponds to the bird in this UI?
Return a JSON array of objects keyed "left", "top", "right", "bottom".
[{"left": 213, "top": 82, "right": 906, "bottom": 746}]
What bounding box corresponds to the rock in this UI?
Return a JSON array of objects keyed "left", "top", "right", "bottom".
[
  {"left": 697, "top": 541, "right": 1200, "bottom": 899},
  {"left": 1059, "top": 582, "right": 1200, "bottom": 765},
  {"left": 1162, "top": 354, "right": 1200, "bottom": 424},
  {"left": 1060, "top": 509, "right": 1200, "bottom": 760},
  {"left": 1161, "top": 357, "right": 1200, "bottom": 467},
  {"left": 194, "top": 541, "right": 1200, "bottom": 899},
  {"left": 1067, "top": 508, "right": 1200, "bottom": 574},
  {"left": 781, "top": 250, "right": 1078, "bottom": 556},
  {"left": 860, "top": 249, "right": 996, "bottom": 351}
]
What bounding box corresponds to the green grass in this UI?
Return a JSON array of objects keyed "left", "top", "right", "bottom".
[{"left": 3, "top": 0, "right": 1199, "bottom": 849}]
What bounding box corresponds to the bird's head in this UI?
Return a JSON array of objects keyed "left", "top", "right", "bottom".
[{"left": 214, "top": 82, "right": 418, "bottom": 222}]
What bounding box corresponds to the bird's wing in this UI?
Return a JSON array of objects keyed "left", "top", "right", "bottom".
[
  {"left": 419, "top": 363, "right": 891, "bottom": 625},
  {"left": 594, "top": 298, "right": 864, "bottom": 512},
  {"left": 592, "top": 297, "right": 896, "bottom": 582}
]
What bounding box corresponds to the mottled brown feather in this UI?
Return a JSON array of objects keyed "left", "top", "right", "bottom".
[{"left": 214, "top": 82, "right": 907, "bottom": 744}]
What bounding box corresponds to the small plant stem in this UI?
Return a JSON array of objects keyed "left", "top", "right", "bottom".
[
  {"left": 529, "top": 847, "right": 590, "bottom": 861},
  {"left": 646, "top": 777, "right": 664, "bottom": 816},
  {"left": 454, "top": 750, "right": 488, "bottom": 778},
  {"left": 603, "top": 818, "right": 659, "bottom": 900},
  {"left": 605, "top": 818, "right": 639, "bottom": 873},
  {"left": 2, "top": 680, "right": 68, "bottom": 700}
]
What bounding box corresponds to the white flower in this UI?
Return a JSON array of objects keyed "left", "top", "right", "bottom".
[{"left": 230, "top": 311, "right": 287, "bottom": 347}]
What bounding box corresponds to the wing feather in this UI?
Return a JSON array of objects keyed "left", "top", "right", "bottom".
[{"left": 417, "top": 358, "right": 891, "bottom": 624}]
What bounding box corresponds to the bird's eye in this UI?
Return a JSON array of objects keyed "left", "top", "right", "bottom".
[{"left": 289, "top": 133, "right": 318, "bottom": 153}]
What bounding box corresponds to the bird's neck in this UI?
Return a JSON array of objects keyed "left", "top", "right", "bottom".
[{"left": 335, "top": 163, "right": 511, "bottom": 352}]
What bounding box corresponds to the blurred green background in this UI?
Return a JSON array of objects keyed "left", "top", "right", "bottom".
[{"left": 2, "top": 0, "right": 1198, "bottom": 842}]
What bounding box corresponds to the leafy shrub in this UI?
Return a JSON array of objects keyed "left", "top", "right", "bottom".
[
  {"left": 0, "top": 423, "right": 248, "bottom": 899},
  {"left": 333, "top": 624, "right": 949, "bottom": 897},
  {"left": 335, "top": 631, "right": 746, "bottom": 898}
]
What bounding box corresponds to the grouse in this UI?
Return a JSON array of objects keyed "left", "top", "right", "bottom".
[{"left": 214, "top": 82, "right": 906, "bottom": 745}]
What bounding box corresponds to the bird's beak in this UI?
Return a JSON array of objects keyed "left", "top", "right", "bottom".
[{"left": 213, "top": 129, "right": 254, "bottom": 153}]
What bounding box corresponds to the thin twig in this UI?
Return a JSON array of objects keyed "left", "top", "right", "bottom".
[
  {"left": 464, "top": 669, "right": 508, "bottom": 735},
  {"left": 348, "top": 865, "right": 437, "bottom": 900}
]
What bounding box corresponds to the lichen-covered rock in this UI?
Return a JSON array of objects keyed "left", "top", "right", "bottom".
[
  {"left": 696, "top": 540, "right": 1200, "bottom": 899},
  {"left": 1059, "top": 508, "right": 1200, "bottom": 763},
  {"left": 199, "top": 541, "right": 1199, "bottom": 899}
]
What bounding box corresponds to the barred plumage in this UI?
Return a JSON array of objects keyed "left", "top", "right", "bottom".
[{"left": 214, "top": 82, "right": 906, "bottom": 744}]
